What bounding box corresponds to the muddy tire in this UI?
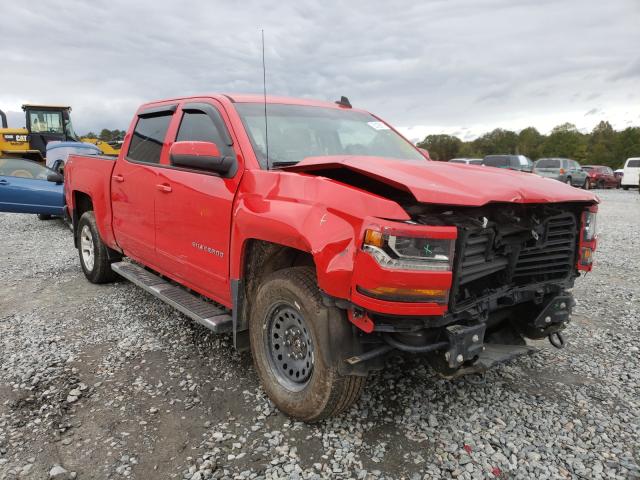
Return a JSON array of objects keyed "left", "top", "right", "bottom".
[
  {"left": 249, "top": 267, "right": 366, "bottom": 422},
  {"left": 77, "top": 211, "right": 117, "bottom": 284}
]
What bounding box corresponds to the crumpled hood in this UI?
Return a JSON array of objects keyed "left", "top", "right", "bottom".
[{"left": 285, "top": 156, "right": 599, "bottom": 206}]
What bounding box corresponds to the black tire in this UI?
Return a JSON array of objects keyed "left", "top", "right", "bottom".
[
  {"left": 37, "top": 214, "right": 52, "bottom": 220},
  {"left": 597, "top": 180, "right": 604, "bottom": 189},
  {"left": 249, "top": 267, "right": 366, "bottom": 422},
  {"left": 583, "top": 179, "right": 590, "bottom": 190},
  {"left": 77, "top": 211, "right": 117, "bottom": 283},
  {"left": 565, "top": 177, "right": 572, "bottom": 186},
  {"left": 623, "top": 186, "right": 629, "bottom": 191}
]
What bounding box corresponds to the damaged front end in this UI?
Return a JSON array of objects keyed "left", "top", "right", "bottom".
[{"left": 339, "top": 202, "right": 595, "bottom": 377}]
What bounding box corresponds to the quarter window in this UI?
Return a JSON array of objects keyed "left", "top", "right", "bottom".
[{"left": 127, "top": 113, "right": 173, "bottom": 164}]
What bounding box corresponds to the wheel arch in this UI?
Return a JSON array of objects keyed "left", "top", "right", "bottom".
[{"left": 71, "top": 190, "right": 94, "bottom": 247}]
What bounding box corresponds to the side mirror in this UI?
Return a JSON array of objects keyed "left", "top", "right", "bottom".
[
  {"left": 170, "top": 141, "right": 234, "bottom": 175},
  {"left": 47, "top": 172, "right": 64, "bottom": 184}
]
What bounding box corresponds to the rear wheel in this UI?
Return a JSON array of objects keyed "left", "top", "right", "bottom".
[
  {"left": 37, "top": 214, "right": 52, "bottom": 220},
  {"left": 597, "top": 180, "right": 605, "bottom": 189},
  {"left": 249, "top": 267, "right": 366, "bottom": 422},
  {"left": 583, "top": 179, "right": 590, "bottom": 190},
  {"left": 623, "top": 186, "right": 629, "bottom": 191},
  {"left": 77, "top": 211, "right": 117, "bottom": 283}
]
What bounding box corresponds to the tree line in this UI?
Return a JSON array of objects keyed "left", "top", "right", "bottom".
[
  {"left": 83, "top": 129, "right": 126, "bottom": 142},
  {"left": 417, "top": 121, "right": 640, "bottom": 169}
]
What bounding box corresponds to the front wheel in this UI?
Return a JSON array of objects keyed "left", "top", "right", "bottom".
[
  {"left": 622, "top": 186, "right": 629, "bottom": 191},
  {"left": 565, "top": 177, "right": 572, "bottom": 186},
  {"left": 249, "top": 267, "right": 366, "bottom": 422},
  {"left": 77, "top": 211, "right": 117, "bottom": 283},
  {"left": 583, "top": 179, "right": 590, "bottom": 190}
]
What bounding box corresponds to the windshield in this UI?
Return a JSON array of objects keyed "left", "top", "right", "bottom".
[
  {"left": 29, "top": 110, "right": 64, "bottom": 134},
  {"left": 0, "top": 158, "right": 52, "bottom": 179},
  {"left": 235, "top": 103, "right": 424, "bottom": 168}
]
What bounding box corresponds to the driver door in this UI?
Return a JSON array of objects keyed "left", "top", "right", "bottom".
[{"left": 154, "top": 100, "right": 242, "bottom": 304}]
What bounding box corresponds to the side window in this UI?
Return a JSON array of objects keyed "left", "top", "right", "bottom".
[
  {"left": 127, "top": 113, "right": 173, "bottom": 164},
  {"left": 176, "top": 111, "right": 225, "bottom": 146}
]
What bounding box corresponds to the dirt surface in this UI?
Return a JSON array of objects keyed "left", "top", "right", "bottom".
[{"left": 1, "top": 189, "right": 639, "bottom": 479}]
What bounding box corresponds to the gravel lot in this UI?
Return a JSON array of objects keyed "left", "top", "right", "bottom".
[{"left": 1, "top": 189, "right": 639, "bottom": 480}]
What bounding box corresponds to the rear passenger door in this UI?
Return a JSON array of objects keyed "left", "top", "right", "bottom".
[
  {"left": 111, "top": 106, "right": 175, "bottom": 264},
  {"left": 154, "top": 101, "right": 242, "bottom": 305}
]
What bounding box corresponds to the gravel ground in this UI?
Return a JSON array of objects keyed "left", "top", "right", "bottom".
[{"left": 1, "top": 189, "right": 639, "bottom": 480}]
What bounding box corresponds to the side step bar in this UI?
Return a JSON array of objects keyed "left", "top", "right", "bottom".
[{"left": 111, "top": 262, "right": 232, "bottom": 334}]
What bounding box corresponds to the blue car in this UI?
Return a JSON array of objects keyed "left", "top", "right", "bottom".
[{"left": 0, "top": 158, "right": 65, "bottom": 217}]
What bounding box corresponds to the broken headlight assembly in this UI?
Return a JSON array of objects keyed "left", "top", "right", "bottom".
[{"left": 362, "top": 228, "right": 455, "bottom": 271}]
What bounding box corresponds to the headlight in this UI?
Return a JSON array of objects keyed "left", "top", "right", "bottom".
[
  {"left": 362, "top": 228, "right": 455, "bottom": 271},
  {"left": 582, "top": 211, "right": 597, "bottom": 241}
]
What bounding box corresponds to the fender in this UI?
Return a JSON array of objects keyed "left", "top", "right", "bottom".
[{"left": 230, "top": 170, "right": 410, "bottom": 300}]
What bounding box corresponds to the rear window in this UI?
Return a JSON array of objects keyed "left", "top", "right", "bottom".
[
  {"left": 483, "top": 155, "right": 510, "bottom": 167},
  {"left": 127, "top": 113, "right": 173, "bottom": 164},
  {"left": 627, "top": 159, "right": 640, "bottom": 168},
  {"left": 536, "top": 159, "right": 560, "bottom": 168}
]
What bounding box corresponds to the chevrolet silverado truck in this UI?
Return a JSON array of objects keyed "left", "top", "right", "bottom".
[{"left": 64, "top": 94, "right": 599, "bottom": 421}]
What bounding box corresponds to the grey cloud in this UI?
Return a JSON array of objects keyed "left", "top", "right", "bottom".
[{"left": 0, "top": 0, "right": 638, "bottom": 135}]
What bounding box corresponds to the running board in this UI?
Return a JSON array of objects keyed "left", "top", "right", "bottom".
[{"left": 111, "top": 262, "right": 232, "bottom": 334}]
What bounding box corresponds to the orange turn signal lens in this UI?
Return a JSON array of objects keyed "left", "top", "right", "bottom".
[
  {"left": 580, "top": 247, "right": 593, "bottom": 266},
  {"left": 364, "top": 229, "right": 384, "bottom": 247},
  {"left": 357, "top": 285, "right": 449, "bottom": 303}
]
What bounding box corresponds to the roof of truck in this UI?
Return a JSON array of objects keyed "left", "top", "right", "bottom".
[{"left": 139, "top": 94, "right": 364, "bottom": 112}]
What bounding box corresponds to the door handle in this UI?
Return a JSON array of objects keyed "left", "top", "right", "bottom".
[
  {"left": 0, "top": 179, "right": 8, "bottom": 185},
  {"left": 156, "top": 183, "right": 172, "bottom": 193},
  {"left": 112, "top": 174, "right": 124, "bottom": 182}
]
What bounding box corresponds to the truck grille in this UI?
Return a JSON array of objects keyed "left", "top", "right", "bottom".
[
  {"left": 513, "top": 214, "right": 577, "bottom": 284},
  {"left": 452, "top": 212, "right": 578, "bottom": 308}
]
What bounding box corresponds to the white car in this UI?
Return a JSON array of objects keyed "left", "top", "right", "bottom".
[{"left": 621, "top": 157, "right": 640, "bottom": 190}]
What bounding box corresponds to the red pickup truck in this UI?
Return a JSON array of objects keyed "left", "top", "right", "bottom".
[{"left": 65, "top": 94, "right": 599, "bottom": 421}]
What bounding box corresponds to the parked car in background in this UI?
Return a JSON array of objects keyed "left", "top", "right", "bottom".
[
  {"left": 0, "top": 157, "right": 65, "bottom": 219},
  {"left": 449, "top": 158, "right": 483, "bottom": 165},
  {"left": 614, "top": 169, "right": 624, "bottom": 184},
  {"left": 621, "top": 158, "right": 640, "bottom": 190},
  {"left": 482, "top": 154, "right": 533, "bottom": 172},
  {"left": 582, "top": 165, "right": 619, "bottom": 189},
  {"left": 533, "top": 158, "right": 588, "bottom": 188}
]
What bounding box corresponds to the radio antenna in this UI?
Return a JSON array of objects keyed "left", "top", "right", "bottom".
[{"left": 261, "top": 29, "right": 270, "bottom": 169}]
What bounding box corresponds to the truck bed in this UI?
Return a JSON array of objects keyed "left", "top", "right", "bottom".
[{"left": 65, "top": 154, "right": 119, "bottom": 249}]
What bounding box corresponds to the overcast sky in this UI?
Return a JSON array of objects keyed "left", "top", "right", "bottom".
[{"left": 1, "top": 0, "right": 639, "bottom": 141}]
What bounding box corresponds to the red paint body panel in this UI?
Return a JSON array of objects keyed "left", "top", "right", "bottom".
[
  {"left": 64, "top": 155, "right": 119, "bottom": 250},
  {"left": 64, "top": 94, "right": 600, "bottom": 328}
]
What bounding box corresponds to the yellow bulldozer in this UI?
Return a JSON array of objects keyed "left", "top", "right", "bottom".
[{"left": 0, "top": 104, "right": 121, "bottom": 163}]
